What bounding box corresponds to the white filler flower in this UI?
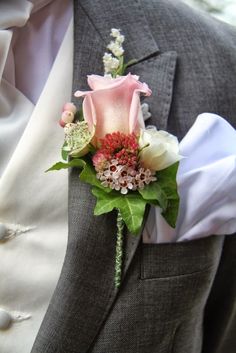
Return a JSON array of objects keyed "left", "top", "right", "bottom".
[
  {"left": 103, "top": 53, "right": 120, "bottom": 73},
  {"left": 107, "top": 28, "right": 125, "bottom": 57}
]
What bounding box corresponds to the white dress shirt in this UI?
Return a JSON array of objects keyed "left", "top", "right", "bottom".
[
  {"left": 143, "top": 113, "right": 236, "bottom": 243},
  {"left": 0, "top": 0, "right": 72, "bottom": 175}
]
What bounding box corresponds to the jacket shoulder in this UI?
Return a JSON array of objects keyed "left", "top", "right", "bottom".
[
  {"left": 141, "top": 0, "right": 236, "bottom": 133},
  {"left": 143, "top": 0, "right": 236, "bottom": 53}
]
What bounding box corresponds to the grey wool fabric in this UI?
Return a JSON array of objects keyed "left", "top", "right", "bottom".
[{"left": 31, "top": 0, "right": 236, "bottom": 352}]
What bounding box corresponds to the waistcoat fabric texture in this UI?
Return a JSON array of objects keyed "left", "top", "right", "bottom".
[
  {"left": 0, "top": 18, "right": 73, "bottom": 353},
  {"left": 31, "top": 1, "right": 236, "bottom": 352}
]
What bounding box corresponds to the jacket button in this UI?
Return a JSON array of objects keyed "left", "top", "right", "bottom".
[
  {"left": 0, "top": 224, "right": 8, "bottom": 240},
  {"left": 0, "top": 309, "right": 12, "bottom": 330}
]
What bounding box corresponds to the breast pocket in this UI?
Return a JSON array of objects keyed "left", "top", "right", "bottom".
[
  {"left": 140, "top": 234, "right": 224, "bottom": 280},
  {"left": 139, "top": 235, "right": 224, "bottom": 323}
]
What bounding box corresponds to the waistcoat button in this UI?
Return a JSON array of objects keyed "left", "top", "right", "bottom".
[{"left": 0, "top": 309, "right": 12, "bottom": 330}]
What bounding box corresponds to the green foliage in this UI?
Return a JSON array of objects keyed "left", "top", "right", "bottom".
[
  {"left": 46, "top": 157, "right": 111, "bottom": 193},
  {"left": 138, "top": 182, "right": 168, "bottom": 210},
  {"left": 157, "top": 162, "right": 179, "bottom": 200},
  {"left": 139, "top": 162, "right": 179, "bottom": 228},
  {"left": 157, "top": 162, "right": 179, "bottom": 227},
  {"left": 92, "top": 187, "right": 147, "bottom": 235},
  {"left": 46, "top": 158, "right": 179, "bottom": 231},
  {"left": 61, "top": 142, "right": 69, "bottom": 161},
  {"left": 91, "top": 162, "right": 179, "bottom": 233},
  {"left": 111, "top": 56, "right": 138, "bottom": 77},
  {"left": 79, "top": 160, "right": 112, "bottom": 193},
  {"left": 45, "top": 158, "right": 85, "bottom": 172},
  {"left": 111, "top": 55, "right": 124, "bottom": 77}
]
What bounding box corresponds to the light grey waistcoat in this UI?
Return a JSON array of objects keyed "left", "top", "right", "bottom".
[{"left": 31, "top": 1, "right": 236, "bottom": 352}]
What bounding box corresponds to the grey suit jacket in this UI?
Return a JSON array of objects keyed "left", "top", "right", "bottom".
[{"left": 31, "top": 0, "right": 236, "bottom": 352}]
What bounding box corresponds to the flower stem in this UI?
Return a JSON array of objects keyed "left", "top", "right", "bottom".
[{"left": 115, "top": 210, "right": 124, "bottom": 288}]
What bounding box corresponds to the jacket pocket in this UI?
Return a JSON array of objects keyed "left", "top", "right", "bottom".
[
  {"left": 138, "top": 236, "right": 224, "bottom": 330},
  {"left": 140, "top": 234, "right": 224, "bottom": 280}
]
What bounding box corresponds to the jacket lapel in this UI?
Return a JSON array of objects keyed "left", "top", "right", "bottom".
[
  {"left": 76, "top": 0, "right": 159, "bottom": 61},
  {"left": 122, "top": 51, "right": 177, "bottom": 274},
  {"left": 129, "top": 51, "right": 178, "bottom": 130},
  {"left": 63, "top": 1, "right": 177, "bottom": 351},
  {"left": 72, "top": 0, "right": 159, "bottom": 95},
  {"left": 72, "top": 0, "right": 177, "bottom": 127}
]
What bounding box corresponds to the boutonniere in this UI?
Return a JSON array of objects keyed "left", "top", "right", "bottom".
[{"left": 47, "top": 29, "right": 181, "bottom": 288}]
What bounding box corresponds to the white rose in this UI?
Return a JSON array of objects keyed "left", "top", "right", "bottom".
[{"left": 139, "top": 128, "right": 181, "bottom": 171}]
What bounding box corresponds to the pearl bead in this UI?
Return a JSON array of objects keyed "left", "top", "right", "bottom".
[
  {"left": 61, "top": 110, "right": 74, "bottom": 124},
  {"left": 63, "top": 102, "right": 77, "bottom": 114},
  {"left": 0, "top": 223, "right": 8, "bottom": 240},
  {"left": 0, "top": 309, "right": 12, "bottom": 330}
]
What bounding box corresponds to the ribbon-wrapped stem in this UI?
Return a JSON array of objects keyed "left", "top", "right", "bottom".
[{"left": 115, "top": 209, "right": 124, "bottom": 288}]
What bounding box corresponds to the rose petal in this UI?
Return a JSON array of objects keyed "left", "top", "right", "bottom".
[
  {"left": 82, "top": 94, "right": 97, "bottom": 131},
  {"left": 74, "top": 73, "right": 152, "bottom": 139}
]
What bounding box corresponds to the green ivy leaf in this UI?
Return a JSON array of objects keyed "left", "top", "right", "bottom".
[
  {"left": 92, "top": 187, "right": 147, "bottom": 235},
  {"left": 163, "top": 199, "right": 179, "bottom": 228},
  {"left": 61, "top": 142, "right": 69, "bottom": 161},
  {"left": 45, "top": 158, "right": 85, "bottom": 172},
  {"left": 46, "top": 157, "right": 110, "bottom": 192},
  {"left": 157, "top": 162, "right": 179, "bottom": 199},
  {"left": 138, "top": 182, "right": 168, "bottom": 211},
  {"left": 61, "top": 149, "right": 68, "bottom": 161},
  {"left": 139, "top": 162, "right": 179, "bottom": 228},
  {"left": 157, "top": 162, "right": 180, "bottom": 228},
  {"left": 79, "top": 161, "right": 112, "bottom": 193},
  {"left": 46, "top": 157, "right": 180, "bottom": 229}
]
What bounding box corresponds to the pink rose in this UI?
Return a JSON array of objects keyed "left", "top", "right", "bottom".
[{"left": 74, "top": 73, "right": 151, "bottom": 145}]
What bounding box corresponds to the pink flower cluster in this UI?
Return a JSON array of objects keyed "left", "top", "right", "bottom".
[
  {"left": 95, "top": 132, "right": 139, "bottom": 168},
  {"left": 93, "top": 132, "right": 156, "bottom": 194}
]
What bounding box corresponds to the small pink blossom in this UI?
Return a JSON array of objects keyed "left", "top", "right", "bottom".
[
  {"left": 92, "top": 152, "right": 108, "bottom": 172},
  {"left": 96, "top": 159, "right": 157, "bottom": 194}
]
